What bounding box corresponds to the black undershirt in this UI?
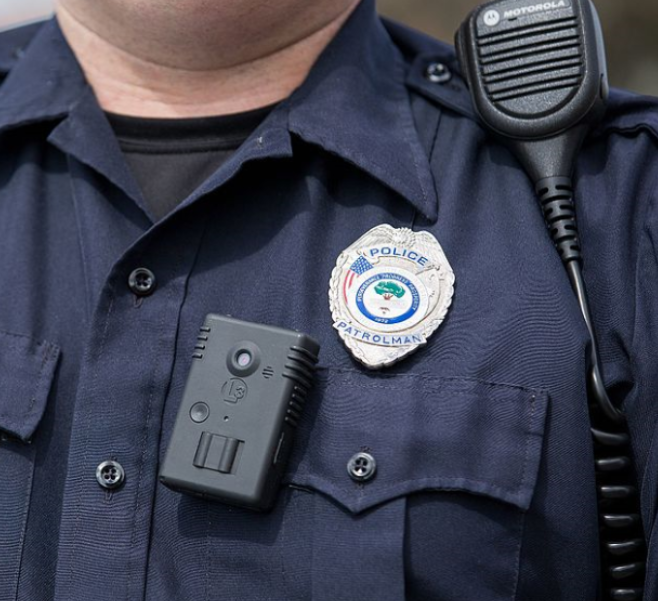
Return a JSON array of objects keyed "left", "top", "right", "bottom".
[{"left": 106, "top": 105, "right": 275, "bottom": 220}]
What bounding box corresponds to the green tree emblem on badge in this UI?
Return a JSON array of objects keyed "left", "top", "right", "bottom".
[{"left": 375, "top": 281, "right": 406, "bottom": 301}]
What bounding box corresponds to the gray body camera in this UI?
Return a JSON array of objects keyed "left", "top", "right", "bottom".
[{"left": 159, "top": 315, "right": 319, "bottom": 511}]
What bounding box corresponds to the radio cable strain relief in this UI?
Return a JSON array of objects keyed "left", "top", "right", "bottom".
[{"left": 535, "top": 176, "right": 582, "bottom": 264}]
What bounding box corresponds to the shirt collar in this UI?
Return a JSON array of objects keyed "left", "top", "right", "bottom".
[
  {"left": 288, "top": 0, "right": 438, "bottom": 220},
  {"left": 0, "top": 19, "right": 85, "bottom": 129},
  {"left": 0, "top": 1, "right": 438, "bottom": 221}
]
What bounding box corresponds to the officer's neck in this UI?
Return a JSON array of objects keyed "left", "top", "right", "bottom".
[{"left": 56, "top": 0, "right": 360, "bottom": 118}]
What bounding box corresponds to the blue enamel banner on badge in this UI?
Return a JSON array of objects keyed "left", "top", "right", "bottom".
[{"left": 355, "top": 272, "right": 421, "bottom": 325}]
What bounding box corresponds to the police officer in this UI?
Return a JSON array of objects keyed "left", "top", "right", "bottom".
[{"left": 0, "top": 0, "right": 657, "bottom": 599}]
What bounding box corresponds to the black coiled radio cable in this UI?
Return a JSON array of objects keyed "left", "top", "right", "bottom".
[{"left": 537, "top": 177, "right": 645, "bottom": 600}]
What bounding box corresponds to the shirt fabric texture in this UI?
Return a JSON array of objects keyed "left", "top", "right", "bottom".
[{"left": 1, "top": 1, "right": 658, "bottom": 599}]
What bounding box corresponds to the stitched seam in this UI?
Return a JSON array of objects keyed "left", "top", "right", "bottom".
[
  {"left": 0, "top": 345, "right": 52, "bottom": 420},
  {"left": 293, "top": 474, "right": 528, "bottom": 502},
  {"left": 302, "top": 132, "right": 416, "bottom": 196},
  {"left": 278, "top": 495, "right": 288, "bottom": 586},
  {"left": 632, "top": 152, "right": 658, "bottom": 354},
  {"left": 141, "top": 219, "right": 211, "bottom": 600},
  {"left": 28, "top": 339, "right": 52, "bottom": 415},
  {"left": 22, "top": 341, "right": 54, "bottom": 432},
  {"left": 126, "top": 251, "right": 173, "bottom": 599},
  {"left": 427, "top": 109, "right": 441, "bottom": 164},
  {"left": 66, "top": 155, "right": 93, "bottom": 321},
  {"left": 595, "top": 124, "right": 658, "bottom": 140},
  {"left": 0, "top": 330, "right": 49, "bottom": 342},
  {"left": 319, "top": 368, "right": 546, "bottom": 396},
  {"left": 205, "top": 500, "right": 210, "bottom": 601},
  {"left": 509, "top": 396, "right": 538, "bottom": 597},
  {"left": 68, "top": 294, "right": 115, "bottom": 592},
  {"left": 631, "top": 129, "right": 658, "bottom": 354},
  {"left": 0, "top": 341, "right": 58, "bottom": 435},
  {"left": 119, "top": 143, "right": 245, "bottom": 155},
  {"left": 341, "top": 382, "right": 542, "bottom": 406},
  {"left": 633, "top": 139, "right": 658, "bottom": 523},
  {"left": 647, "top": 505, "right": 658, "bottom": 561},
  {"left": 128, "top": 242, "right": 187, "bottom": 599},
  {"left": 641, "top": 421, "right": 658, "bottom": 538},
  {"left": 126, "top": 339, "right": 158, "bottom": 599},
  {"left": 392, "top": 45, "right": 429, "bottom": 206},
  {"left": 518, "top": 394, "right": 538, "bottom": 496},
  {"left": 511, "top": 508, "right": 528, "bottom": 601},
  {"left": 12, "top": 445, "right": 36, "bottom": 600}
]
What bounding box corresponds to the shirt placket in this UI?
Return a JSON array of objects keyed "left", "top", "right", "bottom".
[
  {"left": 47, "top": 91, "right": 297, "bottom": 598},
  {"left": 51, "top": 165, "right": 208, "bottom": 601}
]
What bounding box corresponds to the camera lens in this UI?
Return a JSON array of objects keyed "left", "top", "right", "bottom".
[
  {"left": 237, "top": 351, "right": 252, "bottom": 367},
  {"left": 227, "top": 342, "right": 261, "bottom": 377}
]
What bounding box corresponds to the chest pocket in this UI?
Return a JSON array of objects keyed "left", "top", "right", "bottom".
[
  {"left": 0, "top": 331, "right": 60, "bottom": 601},
  {"left": 284, "top": 369, "right": 548, "bottom": 601}
]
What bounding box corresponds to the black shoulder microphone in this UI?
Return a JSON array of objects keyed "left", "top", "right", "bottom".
[
  {"left": 456, "top": 0, "right": 608, "bottom": 266},
  {"left": 456, "top": 0, "right": 608, "bottom": 190},
  {"left": 456, "top": 2, "right": 646, "bottom": 599}
]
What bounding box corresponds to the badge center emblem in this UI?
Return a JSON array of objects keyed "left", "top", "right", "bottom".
[
  {"left": 347, "top": 266, "right": 429, "bottom": 333},
  {"left": 329, "top": 225, "right": 455, "bottom": 368}
]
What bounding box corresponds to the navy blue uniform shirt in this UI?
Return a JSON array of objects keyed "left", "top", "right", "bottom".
[{"left": 2, "top": 1, "right": 658, "bottom": 599}]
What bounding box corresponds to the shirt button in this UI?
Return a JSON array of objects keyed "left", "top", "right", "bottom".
[
  {"left": 425, "top": 61, "right": 452, "bottom": 84},
  {"left": 96, "top": 460, "right": 125, "bottom": 490},
  {"left": 128, "top": 268, "right": 157, "bottom": 296},
  {"left": 347, "top": 452, "right": 377, "bottom": 482}
]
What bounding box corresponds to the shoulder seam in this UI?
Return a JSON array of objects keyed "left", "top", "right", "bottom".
[
  {"left": 405, "top": 54, "right": 478, "bottom": 122},
  {"left": 596, "top": 124, "right": 658, "bottom": 141},
  {"left": 594, "top": 89, "right": 658, "bottom": 140},
  {"left": 383, "top": 17, "right": 479, "bottom": 122},
  {"left": 0, "top": 21, "right": 46, "bottom": 75}
]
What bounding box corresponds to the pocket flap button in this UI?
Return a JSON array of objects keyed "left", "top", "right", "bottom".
[{"left": 348, "top": 452, "right": 377, "bottom": 483}]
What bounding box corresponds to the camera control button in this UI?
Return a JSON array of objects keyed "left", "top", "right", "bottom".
[
  {"left": 347, "top": 452, "right": 377, "bottom": 483},
  {"left": 96, "top": 460, "right": 125, "bottom": 490},
  {"left": 190, "top": 402, "right": 210, "bottom": 423}
]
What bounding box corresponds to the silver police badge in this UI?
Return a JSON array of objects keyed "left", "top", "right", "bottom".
[{"left": 329, "top": 225, "right": 455, "bottom": 369}]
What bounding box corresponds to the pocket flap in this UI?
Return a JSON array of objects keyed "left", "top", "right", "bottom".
[
  {"left": 286, "top": 370, "right": 548, "bottom": 514},
  {"left": 0, "top": 331, "right": 60, "bottom": 442}
]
